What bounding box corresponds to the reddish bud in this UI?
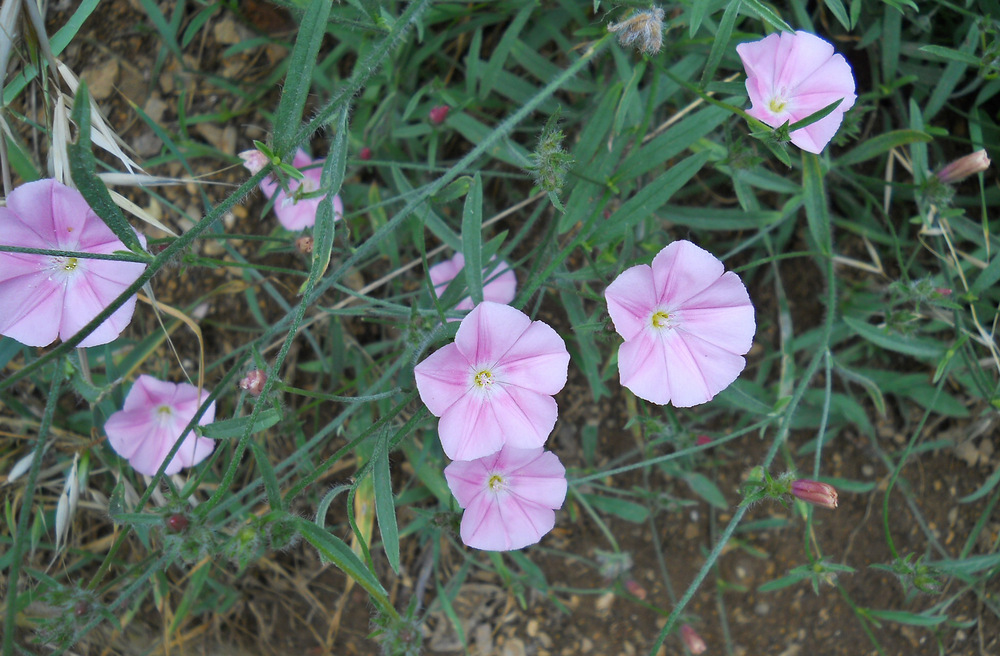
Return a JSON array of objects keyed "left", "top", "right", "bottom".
[
  {"left": 681, "top": 624, "right": 707, "bottom": 654},
  {"left": 74, "top": 601, "right": 90, "bottom": 617},
  {"left": 695, "top": 435, "right": 712, "bottom": 447},
  {"left": 429, "top": 105, "right": 450, "bottom": 125},
  {"left": 166, "top": 514, "right": 189, "bottom": 533},
  {"left": 238, "top": 149, "right": 269, "bottom": 175},
  {"left": 936, "top": 149, "right": 990, "bottom": 184},
  {"left": 935, "top": 287, "right": 952, "bottom": 297},
  {"left": 239, "top": 370, "right": 268, "bottom": 397},
  {"left": 295, "top": 236, "right": 314, "bottom": 255},
  {"left": 624, "top": 578, "right": 647, "bottom": 600},
  {"left": 790, "top": 479, "right": 839, "bottom": 509},
  {"left": 359, "top": 147, "right": 372, "bottom": 161}
]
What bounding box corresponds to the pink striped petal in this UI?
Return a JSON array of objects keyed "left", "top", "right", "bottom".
[
  {"left": 413, "top": 343, "right": 472, "bottom": 416},
  {"left": 605, "top": 263, "right": 657, "bottom": 341},
  {"left": 651, "top": 241, "right": 725, "bottom": 309},
  {"left": 454, "top": 302, "right": 532, "bottom": 366},
  {"left": 495, "top": 321, "right": 569, "bottom": 394},
  {"left": 437, "top": 392, "right": 505, "bottom": 461}
]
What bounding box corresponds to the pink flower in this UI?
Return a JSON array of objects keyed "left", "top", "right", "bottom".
[
  {"left": 737, "top": 31, "right": 856, "bottom": 154},
  {"left": 104, "top": 375, "right": 216, "bottom": 476},
  {"left": 0, "top": 179, "right": 147, "bottom": 347},
  {"left": 790, "top": 479, "right": 838, "bottom": 509},
  {"left": 429, "top": 252, "right": 517, "bottom": 318},
  {"left": 444, "top": 445, "right": 567, "bottom": 551},
  {"left": 936, "top": 149, "right": 990, "bottom": 183},
  {"left": 244, "top": 148, "right": 344, "bottom": 231},
  {"left": 605, "top": 240, "right": 755, "bottom": 407},
  {"left": 414, "top": 302, "right": 569, "bottom": 461},
  {"left": 238, "top": 149, "right": 269, "bottom": 175}
]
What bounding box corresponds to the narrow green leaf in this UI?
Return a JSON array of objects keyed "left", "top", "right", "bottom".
[
  {"left": 919, "top": 44, "right": 982, "bottom": 67},
  {"left": 823, "top": 0, "right": 852, "bottom": 30},
  {"left": 590, "top": 151, "right": 710, "bottom": 242},
  {"left": 684, "top": 472, "right": 728, "bottom": 509},
  {"left": 741, "top": 0, "right": 794, "bottom": 32},
  {"left": 842, "top": 316, "right": 945, "bottom": 360},
  {"left": 689, "top": 0, "right": 708, "bottom": 37},
  {"left": 701, "top": 0, "right": 741, "bottom": 84},
  {"left": 479, "top": 2, "right": 534, "bottom": 100},
  {"left": 296, "top": 518, "right": 390, "bottom": 603},
  {"left": 249, "top": 442, "right": 283, "bottom": 512},
  {"left": 169, "top": 560, "right": 210, "bottom": 632},
  {"left": 758, "top": 571, "right": 810, "bottom": 592},
  {"left": 836, "top": 130, "right": 932, "bottom": 167},
  {"left": 461, "top": 172, "right": 484, "bottom": 305},
  {"left": 68, "top": 83, "right": 147, "bottom": 255},
  {"left": 373, "top": 435, "right": 400, "bottom": 573},
  {"left": 866, "top": 609, "right": 948, "bottom": 627},
  {"left": 199, "top": 408, "right": 282, "bottom": 439},
  {"left": 801, "top": 152, "right": 832, "bottom": 255},
  {"left": 958, "top": 467, "right": 1000, "bottom": 504},
  {"left": 272, "top": 0, "right": 332, "bottom": 154},
  {"left": 584, "top": 494, "right": 649, "bottom": 523}
]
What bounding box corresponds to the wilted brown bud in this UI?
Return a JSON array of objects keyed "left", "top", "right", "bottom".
[
  {"left": 936, "top": 149, "right": 990, "bottom": 184},
  {"left": 608, "top": 7, "right": 664, "bottom": 56},
  {"left": 239, "top": 370, "right": 268, "bottom": 397},
  {"left": 295, "top": 236, "right": 314, "bottom": 255},
  {"left": 790, "top": 479, "right": 838, "bottom": 509}
]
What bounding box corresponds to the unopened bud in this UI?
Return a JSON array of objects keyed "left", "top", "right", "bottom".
[
  {"left": 681, "top": 624, "right": 707, "bottom": 654},
  {"left": 74, "top": 601, "right": 90, "bottom": 617},
  {"left": 936, "top": 149, "right": 990, "bottom": 184},
  {"left": 429, "top": 105, "right": 450, "bottom": 125},
  {"left": 239, "top": 149, "right": 269, "bottom": 175},
  {"left": 935, "top": 287, "right": 952, "bottom": 297},
  {"left": 166, "top": 513, "right": 189, "bottom": 533},
  {"left": 608, "top": 7, "right": 665, "bottom": 56},
  {"left": 695, "top": 435, "right": 712, "bottom": 447},
  {"left": 790, "top": 479, "right": 838, "bottom": 509},
  {"left": 359, "top": 146, "right": 373, "bottom": 161},
  {"left": 295, "top": 235, "right": 314, "bottom": 255},
  {"left": 624, "top": 578, "right": 647, "bottom": 600},
  {"left": 239, "top": 370, "right": 268, "bottom": 397}
]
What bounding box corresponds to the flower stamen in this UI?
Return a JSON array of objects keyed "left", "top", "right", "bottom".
[
  {"left": 63, "top": 257, "right": 79, "bottom": 271},
  {"left": 474, "top": 369, "right": 495, "bottom": 388},
  {"left": 650, "top": 310, "right": 672, "bottom": 329}
]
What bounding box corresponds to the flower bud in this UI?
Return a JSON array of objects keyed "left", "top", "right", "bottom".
[
  {"left": 936, "top": 149, "right": 990, "bottom": 184},
  {"left": 695, "top": 435, "right": 712, "bottom": 447},
  {"left": 790, "top": 479, "right": 838, "bottom": 509},
  {"left": 165, "top": 513, "right": 189, "bottom": 533},
  {"left": 295, "top": 235, "right": 314, "bottom": 255},
  {"left": 429, "top": 105, "right": 450, "bottom": 125},
  {"left": 239, "top": 149, "right": 269, "bottom": 175},
  {"left": 681, "top": 624, "right": 707, "bottom": 654},
  {"left": 608, "top": 7, "right": 665, "bottom": 56},
  {"left": 624, "top": 578, "right": 647, "bottom": 600},
  {"left": 239, "top": 370, "right": 268, "bottom": 397},
  {"left": 359, "top": 146, "right": 372, "bottom": 161}
]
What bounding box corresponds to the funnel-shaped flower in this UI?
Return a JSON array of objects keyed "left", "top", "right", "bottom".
[
  {"left": 105, "top": 375, "right": 216, "bottom": 476},
  {"left": 605, "top": 240, "right": 755, "bottom": 407},
  {"left": 414, "top": 302, "right": 569, "bottom": 461},
  {"left": 0, "top": 179, "right": 147, "bottom": 347},
  {"left": 429, "top": 252, "right": 517, "bottom": 318},
  {"left": 244, "top": 149, "right": 344, "bottom": 231},
  {"left": 737, "top": 31, "right": 856, "bottom": 154},
  {"left": 445, "top": 445, "right": 567, "bottom": 551}
]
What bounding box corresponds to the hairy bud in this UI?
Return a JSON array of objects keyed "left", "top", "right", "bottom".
[{"left": 608, "top": 7, "right": 665, "bottom": 56}]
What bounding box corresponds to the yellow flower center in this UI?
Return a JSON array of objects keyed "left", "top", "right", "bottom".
[
  {"left": 651, "top": 310, "right": 671, "bottom": 329},
  {"left": 156, "top": 405, "right": 173, "bottom": 416},
  {"left": 63, "top": 257, "right": 78, "bottom": 271},
  {"left": 768, "top": 97, "right": 787, "bottom": 114},
  {"left": 488, "top": 474, "right": 505, "bottom": 491},
  {"left": 474, "top": 370, "right": 495, "bottom": 388}
]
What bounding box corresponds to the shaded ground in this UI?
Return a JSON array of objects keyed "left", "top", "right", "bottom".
[{"left": 12, "top": 2, "right": 999, "bottom": 655}]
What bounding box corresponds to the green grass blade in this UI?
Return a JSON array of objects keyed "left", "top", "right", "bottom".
[
  {"left": 373, "top": 434, "right": 400, "bottom": 573},
  {"left": 461, "top": 172, "right": 485, "bottom": 305}
]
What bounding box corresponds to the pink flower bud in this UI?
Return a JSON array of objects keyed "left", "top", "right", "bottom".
[
  {"left": 681, "top": 624, "right": 707, "bottom": 654},
  {"left": 166, "top": 514, "right": 189, "bottom": 533},
  {"left": 239, "top": 370, "right": 268, "bottom": 397},
  {"left": 935, "top": 287, "right": 952, "bottom": 297},
  {"left": 359, "top": 146, "right": 372, "bottom": 161},
  {"left": 790, "top": 479, "right": 838, "bottom": 509},
  {"left": 429, "top": 105, "right": 450, "bottom": 125},
  {"left": 239, "top": 149, "right": 269, "bottom": 175},
  {"left": 937, "top": 149, "right": 990, "bottom": 184},
  {"left": 624, "top": 579, "right": 647, "bottom": 600},
  {"left": 695, "top": 435, "right": 712, "bottom": 447}
]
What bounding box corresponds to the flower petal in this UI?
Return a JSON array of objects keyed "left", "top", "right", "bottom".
[
  {"left": 651, "top": 241, "right": 726, "bottom": 309},
  {"left": 495, "top": 321, "right": 569, "bottom": 394},
  {"left": 618, "top": 331, "right": 673, "bottom": 405},
  {"left": 444, "top": 458, "right": 490, "bottom": 508},
  {"left": 661, "top": 331, "right": 747, "bottom": 407},
  {"left": 454, "top": 302, "right": 532, "bottom": 366},
  {"left": 0, "top": 271, "right": 63, "bottom": 347},
  {"left": 414, "top": 344, "right": 472, "bottom": 416},
  {"left": 437, "top": 392, "right": 505, "bottom": 461},
  {"left": 676, "top": 271, "right": 755, "bottom": 353},
  {"left": 606, "top": 263, "right": 657, "bottom": 341},
  {"left": 489, "top": 385, "right": 558, "bottom": 449}
]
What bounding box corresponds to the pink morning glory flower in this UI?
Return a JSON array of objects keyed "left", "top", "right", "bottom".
[
  {"left": 429, "top": 252, "right": 517, "bottom": 318},
  {"left": 0, "top": 179, "right": 147, "bottom": 347},
  {"left": 605, "top": 240, "right": 755, "bottom": 407},
  {"left": 444, "top": 445, "right": 567, "bottom": 551},
  {"left": 736, "top": 30, "right": 856, "bottom": 154},
  {"left": 104, "top": 375, "right": 216, "bottom": 476},
  {"left": 241, "top": 148, "right": 344, "bottom": 231},
  {"left": 414, "top": 302, "right": 570, "bottom": 461}
]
